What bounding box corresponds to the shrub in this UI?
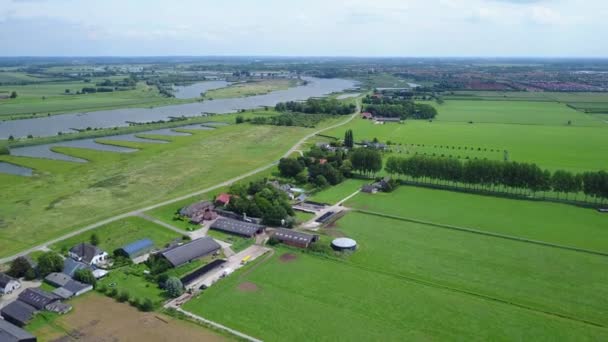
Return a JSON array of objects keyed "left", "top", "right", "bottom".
[
  {"left": 117, "top": 290, "right": 130, "bottom": 303},
  {"left": 140, "top": 298, "right": 155, "bottom": 312},
  {"left": 108, "top": 288, "right": 118, "bottom": 297}
]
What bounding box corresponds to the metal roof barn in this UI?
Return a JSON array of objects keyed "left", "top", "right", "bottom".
[
  {"left": 116, "top": 238, "right": 154, "bottom": 258},
  {"left": 160, "top": 237, "right": 221, "bottom": 267},
  {"left": 210, "top": 217, "right": 265, "bottom": 237}
]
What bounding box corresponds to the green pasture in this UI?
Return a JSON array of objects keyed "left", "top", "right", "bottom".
[
  {"left": 203, "top": 79, "right": 296, "bottom": 100},
  {"left": 308, "top": 178, "right": 368, "bottom": 204},
  {"left": 49, "top": 216, "right": 181, "bottom": 254},
  {"left": 183, "top": 248, "right": 608, "bottom": 341},
  {"left": 325, "top": 118, "right": 608, "bottom": 171},
  {"left": 206, "top": 230, "right": 254, "bottom": 253},
  {"left": 334, "top": 211, "right": 608, "bottom": 326},
  {"left": 346, "top": 186, "right": 608, "bottom": 253},
  {"left": 431, "top": 100, "right": 603, "bottom": 126},
  {"left": 0, "top": 123, "right": 313, "bottom": 258}
]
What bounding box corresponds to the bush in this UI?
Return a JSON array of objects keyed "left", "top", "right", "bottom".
[
  {"left": 117, "top": 290, "right": 130, "bottom": 303},
  {"left": 0, "top": 146, "right": 9, "bottom": 155},
  {"left": 108, "top": 288, "right": 118, "bottom": 297},
  {"left": 140, "top": 298, "right": 155, "bottom": 312},
  {"left": 267, "top": 237, "right": 280, "bottom": 246},
  {"left": 97, "top": 285, "right": 107, "bottom": 294}
]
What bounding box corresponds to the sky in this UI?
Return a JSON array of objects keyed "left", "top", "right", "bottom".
[{"left": 0, "top": 0, "right": 606, "bottom": 57}]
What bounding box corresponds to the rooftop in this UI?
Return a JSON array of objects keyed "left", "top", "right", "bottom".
[
  {"left": 211, "top": 217, "right": 265, "bottom": 237},
  {"left": 118, "top": 238, "right": 154, "bottom": 257},
  {"left": 0, "top": 318, "right": 36, "bottom": 341},
  {"left": 45, "top": 272, "right": 72, "bottom": 287},
  {"left": 1, "top": 300, "right": 37, "bottom": 326},
  {"left": 161, "top": 237, "right": 221, "bottom": 267},
  {"left": 272, "top": 228, "right": 318, "bottom": 244},
  {"left": 18, "top": 288, "right": 58, "bottom": 310},
  {"left": 0, "top": 272, "right": 17, "bottom": 288}
]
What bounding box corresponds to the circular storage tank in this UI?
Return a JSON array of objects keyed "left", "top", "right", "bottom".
[{"left": 331, "top": 237, "right": 357, "bottom": 251}]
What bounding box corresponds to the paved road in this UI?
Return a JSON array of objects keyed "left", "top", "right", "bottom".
[
  {"left": 0, "top": 111, "right": 359, "bottom": 264},
  {"left": 301, "top": 189, "right": 361, "bottom": 230}
]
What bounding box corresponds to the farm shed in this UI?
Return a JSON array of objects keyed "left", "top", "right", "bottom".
[
  {"left": 160, "top": 237, "right": 221, "bottom": 268},
  {"left": 210, "top": 217, "right": 265, "bottom": 238},
  {"left": 180, "top": 259, "right": 226, "bottom": 286},
  {"left": 272, "top": 228, "right": 319, "bottom": 248},
  {"left": 0, "top": 300, "right": 37, "bottom": 327},
  {"left": 0, "top": 318, "right": 36, "bottom": 341},
  {"left": 44, "top": 272, "right": 72, "bottom": 287},
  {"left": 61, "top": 280, "right": 93, "bottom": 297},
  {"left": 179, "top": 201, "right": 217, "bottom": 223},
  {"left": 18, "top": 288, "right": 59, "bottom": 310},
  {"left": 63, "top": 258, "right": 89, "bottom": 278},
  {"left": 114, "top": 238, "right": 155, "bottom": 259}
]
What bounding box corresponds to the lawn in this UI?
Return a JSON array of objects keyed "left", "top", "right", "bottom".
[
  {"left": 49, "top": 216, "right": 182, "bottom": 254},
  {"left": 98, "top": 263, "right": 167, "bottom": 305},
  {"left": 183, "top": 248, "right": 608, "bottom": 341},
  {"left": 333, "top": 211, "right": 608, "bottom": 327},
  {"left": 431, "top": 100, "right": 603, "bottom": 126},
  {"left": 324, "top": 118, "right": 608, "bottom": 172},
  {"left": 345, "top": 186, "right": 608, "bottom": 253},
  {"left": 206, "top": 230, "right": 254, "bottom": 253},
  {"left": 308, "top": 178, "right": 368, "bottom": 204},
  {"left": 0, "top": 123, "right": 313, "bottom": 257}
]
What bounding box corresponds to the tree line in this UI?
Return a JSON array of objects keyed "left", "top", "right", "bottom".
[
  {"left": 363, "top": 96, "right": 437, "bottom": 119},
  {"left": 386, "top": 155, "right": 608, "bottom": 202},
  {"left": 275, "top": 98, "right": 356, "bottom": 115}
]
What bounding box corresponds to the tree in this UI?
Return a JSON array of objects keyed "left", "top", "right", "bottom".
[
  {"left": 8, "top": 257, "right": 33, "bottom": 278},
  {"left": 235, "top": 115, "right": 244, "bottom": 124},
  {"left": 314, "top": 175, "right": 329, "bottom": 188},
  {"left": 65, "top": 89, "right": 71, "bottom": 94},
  {"left": 344, "top": 130, "right": 354, "bottom": 148},
  {"left": 10, "top": 91, "right": 17, "bottom": 99},
  {"left": 117, "top": 290, "right": 130, "bottom": 302},
  {"left": 278, "top": 158, "right": 305, "bottom": 178},
  {"left": 90, "top": 233, "right": 100, "bottom": 246},
  {"left": 74, "top": 268, "right": 96, "bottom": 287},
  {"left": 140, "top": 298, "right": 154, "bottom": 312},
  {"left": 37, "top": 251, "right": 63, "bottom": 277},
  {"left": 165, "top": 277, "right": 184, "bottom": 298},
  {"left": 350, "top": 149, "right": 383, "bottom": 176}
]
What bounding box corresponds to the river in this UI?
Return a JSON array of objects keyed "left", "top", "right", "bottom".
[{"left": 0, "top": 77, "right": 356, "bottom": 139}]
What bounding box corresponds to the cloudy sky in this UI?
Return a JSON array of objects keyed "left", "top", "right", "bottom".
[{"left": 0, "top": 0, "right": 606, "bottom": 57}]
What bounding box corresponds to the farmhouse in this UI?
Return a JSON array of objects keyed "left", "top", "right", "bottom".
[
  {"left": 272, "top": 228, "right": 319, "bottom": 248},
  {"left": 179, "top": 201, "right": 217, "bottom": 224},
  {"left": 215, "top": 193, "right": 232, "bottom": 206},
  {"left": 0, "top": 300, "right": 37, "bottom": 327},
  {"left": 211, "top": 217, "right": 265, "bottom": 238},
  {"left": 0, "top": 272, "right": 21, "bottom": 294},
  {"left": 160, "top": 237, "right": 221, "bottom": 268},
  {"left": 69, "top": 243, "right": 108, "bottom": 265},
  {"left": 0, "top": 319, "right": 36, "bottom": 342},
  {"left": 115, "top": 238, "right": 155, "bottom": 259}
]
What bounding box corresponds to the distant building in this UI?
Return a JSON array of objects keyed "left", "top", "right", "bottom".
[
  {"left": 69, "top": 243, "right": 108, "bottom": 266},
  {"left": 215, "top": 193, "right": 232, "bottom": 207},
  {"left": 0, "top": 273, "right": 21, "bottom": 295},
  {"left": 0, "top": 315, "right": 37, "bottom": 341},
  {"left": 361, "top": 184, "right": 378, "bottom": 194},
  {"left": 374, "top": 117, "right": 402, "bottom": 123},
  {"left": 114, "top": 238, "right": 155, "bottom": 259},
  {"left": 271, "top": 229, "right": 319, "bottom": 248},
  {"left": 361, "top": 112, "right": 373, "bottom": 119},
  {"left": 210, "top": 218, "right": 265, "bottom": 238},
  {"left": 160, "top": 237, "right": 221, "bottom": 268},
  {"left": 179, "top": 201, "right": 217, "bottom": 224}
]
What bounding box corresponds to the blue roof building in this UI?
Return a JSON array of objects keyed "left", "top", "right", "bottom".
[{"left": 115, "top": 238, "right": 154, "bottom": 259}]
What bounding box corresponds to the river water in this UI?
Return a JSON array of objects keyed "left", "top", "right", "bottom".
[{"left": 0, "top": 77, "right": 356, "bottom": 139}]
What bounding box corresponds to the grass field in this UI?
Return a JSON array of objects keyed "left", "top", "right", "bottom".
[
  {"left": 183, "top": 247, "right": 608, "bottom": 341},
  {"left": 206, "top": 230, "right": 254, "bottom": 253},
  {"left": 308, "top": 178, "right": 368, "bottom": 204},
  {"left": 346, "top": 186, "right": 608, "bottom": 252},
  {"left": 325, "top": 118, "right": 608, "bottom": 171},
  {"left": 28, "top": 293, "right": 227, "bottom": 342},
  {"left": 203, "top": 79, "right": 297, "bottom": 99},
  {"left": 334, "top": 212, "right": 608, "bottom": 326},
  {"left": 49, "top": 216, "right": 182, "bottom": 254},
  {"left": 431, "top": 100, "right": 603, "bottom": 126},
  {"left": 0, "top": 123, "right": 320, "bottom": 258},
  {"left": 0, "top": 80, "right": 187, "bottom": 120}
]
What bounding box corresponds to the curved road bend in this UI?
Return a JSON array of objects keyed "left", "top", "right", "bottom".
[{"left": 0, "top": 110, "right": 359, "bottom": 264}]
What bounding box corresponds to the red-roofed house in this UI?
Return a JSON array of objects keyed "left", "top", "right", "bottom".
[
  {"left": 215, "top": 193, "right": 232, "bottom": 206},
  {"left": 319, "top": 158, "right": 328, "bottom": 165},
  {"left": 361, "top": 112, "right": 373, "bottom": 119}
]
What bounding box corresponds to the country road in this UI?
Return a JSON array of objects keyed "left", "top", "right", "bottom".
[{"left": 0, "top": 110, "right": 359, "bottom": 264}]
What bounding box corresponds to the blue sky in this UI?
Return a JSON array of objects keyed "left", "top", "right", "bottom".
[{"left": 0, "top": 0, "right": 606, "bottom": 57}]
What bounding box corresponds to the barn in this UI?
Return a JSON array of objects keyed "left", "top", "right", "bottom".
[
  {"left": 210, "top": 217, "right": 265, "bottom": 238},
  {"left": 272, "top": 228, "right": 318, "bottom": 248},
  {"left": 160, "top": 237, "right": 221, "bottom": 268},
  {"left": 114, "top": 238, "right": 155, "bottom": 259}
]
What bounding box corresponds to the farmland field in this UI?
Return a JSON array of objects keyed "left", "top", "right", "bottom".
[
  {"left": 325, "top": 118, "right": 608, "bottom": 171},
  {"left": 0, "top": 123, "right": 318, "bottom": 257},
  {"left": 183, "top": 246, "right": 608, "bottom": 341},
  {"left": 308, "top": 178, "right": 368, "bottom": 204},
  {"left": 346, "top": 186, "right": 608, "bottom": 252}
]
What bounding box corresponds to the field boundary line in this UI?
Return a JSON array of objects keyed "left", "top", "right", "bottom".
[
  {"left": 176, "top": 308, "right": 263, "bottom": 342},
  {"left": 353, "top": 209, "right": 608, "bottom": 258}
]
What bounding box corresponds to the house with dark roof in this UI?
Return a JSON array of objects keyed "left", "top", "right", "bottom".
[
  {"left": 0, "top": 317, "right": 36, "bottom": 341},
  {"left": 160, "top": 237, "right": 221, "bottom": 268},
  {"left": 62, "top": 258, "right": 89, "bottom": 278},
  {"left": 69, "top": 243, "right": 108, "bottom": 266},
  {"left": 210, "top": 218, "right": 265, "bottom": 238},
  {"left": 17, "top": 288, "right": 59, "bottom": 311},
  {"left": 44, "top": 273, "right": 71, "bottom": 288},
  {"left": 0, "top": 300, "right": 37, "bottom": 327},
  {"left": 114, "top": 238, "right": 155, "bottom": 259},
  {"left": 0, "top": 272, "right": 21, "bottom": 295},
  {"left": 271, "top": 228, "right": 319, "bottom": 248},
  {"left": 361, "top": 184, "right": 378, "bottom": 194},
  {"left": 179, "top": 201, "right": 217, "bottom": 224}
]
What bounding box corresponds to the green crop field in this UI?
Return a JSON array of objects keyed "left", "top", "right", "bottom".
[
  {"left": 49, "top": 216, "right": 181, "bottom": 254},
  {"left": 431, "top": 100, "right": 603, "bottom": 126},
  {"left": 183, "top": 246, "right": 608, "bottom": 341},
  {"left": 308, "top": 178, "right": 368, "bottom": 204},
  {"left": 0, "top": 123, "right": 318, "bottom": 258},
  {"left": 346, "top": 186, "right": 608, "bottom": 252},
  {"left": 325, "top": 118, "right": 608, "bottom": 171}
]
